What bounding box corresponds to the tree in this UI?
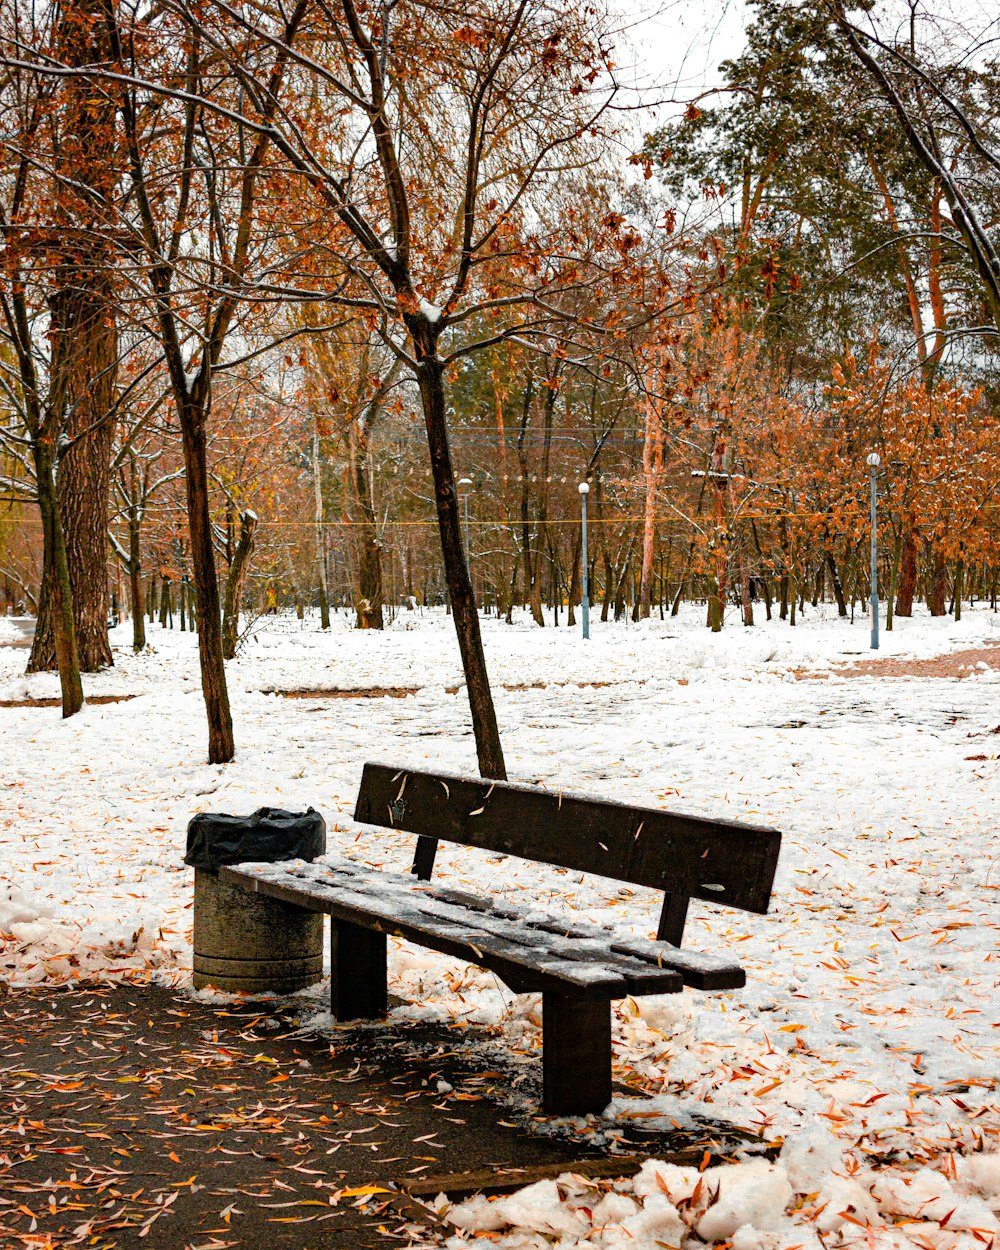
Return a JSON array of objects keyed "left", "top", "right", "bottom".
[
  {"left": 0, "top": 8, "right": 89, "bottom": 716},
  {"left": 102, "top": 0, "right": 309, "bottom": 762},
  {"left": 149, "top": 0, "right": 626, "bottom": 777},
  {"left": 832, "top": 1, "right": 1000, "bottom": 344},
  {"left": 300, "top": 323, "right": 403, "bottom": 631},
  {"left": 26, "top": 0, "right": 120, "bottom": 676},
  {"left": 644, "top": 0, "right": 978, "bottom": 382}
]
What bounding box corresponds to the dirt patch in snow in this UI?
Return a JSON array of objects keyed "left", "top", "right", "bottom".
[
  {"left": 796, "top": 642, "right": 1000, "bottom": 681},
  {"left": 268, "top": 686, "right": 419, "bottom": 699},
  {"left": 0, "top": 693, "right": 137, "bottom": 708},
  {"left": 445, "top": 680, "right": 622, "bottom": 694}
]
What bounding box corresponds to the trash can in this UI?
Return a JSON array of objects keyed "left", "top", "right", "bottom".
[{"left": 185, "top": 807, "right": 326, "bottom": 993}]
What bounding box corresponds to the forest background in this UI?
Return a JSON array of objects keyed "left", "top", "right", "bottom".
[{"left": 1, "top": 0, "right": 998, "bottom": 770}]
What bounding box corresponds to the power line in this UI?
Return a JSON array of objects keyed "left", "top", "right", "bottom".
[{"left": 5, "top": 510, "right": 881, "bottom": 529}]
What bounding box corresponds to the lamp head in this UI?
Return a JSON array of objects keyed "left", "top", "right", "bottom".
[
  {"left": 866, "top": 453, "right": 881, "bottom": 468},
  {"left": 458, "top": 477, "right": 472, "bottom": 488},
  {"left": 578, "top": 482, "right": 590, "bottom": 495}
]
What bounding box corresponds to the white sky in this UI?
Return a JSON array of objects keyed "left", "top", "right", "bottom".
[{"left": 615, "top": 0, "right": 750, "bottom": 127}]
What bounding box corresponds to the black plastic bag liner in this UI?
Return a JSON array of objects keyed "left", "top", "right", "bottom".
[{"left": 184, "top": 807, "right": 326, "bottom": 872}]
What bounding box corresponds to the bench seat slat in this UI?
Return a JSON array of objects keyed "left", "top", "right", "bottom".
[
  {"left": 220, "top": 860, "right": 683, "bottom": 999},
  {"left": 408, "top": 901, "right": 682, "bottom": 993},
  {"left": 608, "top": 940, "right": 745, "bottom": 990},
  {"left": 429, "top": 887, "right": 744, "bottom": 991}
]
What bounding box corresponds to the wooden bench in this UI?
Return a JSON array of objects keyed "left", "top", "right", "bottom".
[{"left": 219, "top": 763, "right": 782, "bottom": 1116}]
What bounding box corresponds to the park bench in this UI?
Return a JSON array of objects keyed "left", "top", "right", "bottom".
[{"left": 219, "top": 763, "right": 782, "bottom": 1115}]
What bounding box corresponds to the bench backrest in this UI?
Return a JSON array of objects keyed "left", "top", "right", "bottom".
[{"left": 354, "top": 763, "right": 781, "bottom": 942}]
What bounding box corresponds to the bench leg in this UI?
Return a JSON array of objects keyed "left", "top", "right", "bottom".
[
  {"left": 541, "top": 994, "right": 612, "bottom": 1116},
  {"left": 330, "top": 920, "right": 387, "bottom": 1020}
]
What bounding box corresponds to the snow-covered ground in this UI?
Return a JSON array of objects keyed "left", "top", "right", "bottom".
[{"left": 2, "top": 603, "right": 999, "bottom": 1248}]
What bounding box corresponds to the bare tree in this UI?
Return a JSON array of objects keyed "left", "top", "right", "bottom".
[
  {"left": 156, "top": 0, "right": 627, "bottom": 777},
  {"left": 102, "top": 1, "right": 309, "bottom": 761}
]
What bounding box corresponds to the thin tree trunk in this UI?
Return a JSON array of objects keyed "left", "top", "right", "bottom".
[
  {"left": 638, "top": 362, "right": 665, "bottom": 619},
  {"left": 351, "top": 439, "right": 384, "bottom": 630},
  {"left": 886, "top": 534, "right": 900, "bottom": 632},
  {"left": 708, "top": 467, "right": 728, "bottom": 631},
  {"left": 312, "top": 423, "right": 330, "bottom": 629},
  {"left": 129, "top": 513, "right": 145, "bottom": 652},
  {"left": 739, "top": 540, "right": 754, "bottom": 627},
  {"left": 826, "top": 551, "right": 847, "bottom": 617},
  {"left": 222, "top": 511, "right": 258, "bottom": 659},
  {"left": 414, "top": 346, "right": 505, "bottom": 780},
  {"left": 180, "top": 400, "right": 235, "bottom": 763},
  {"left": 567, "top": 530, "right": 581, "bottom": 627}
]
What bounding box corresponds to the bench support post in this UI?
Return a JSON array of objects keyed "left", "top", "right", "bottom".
[
  {"left": 657, "top": 892, "right": 689, "bottom": 946},
  {"left": 330, "top": 920, "right": 387, "bottom": 1020},
  {"left": 411, "top": 834, "right": 439, "bottom": 881},
  {"left": 541, "top": 994, "right": 612, "bottom": 1115}
]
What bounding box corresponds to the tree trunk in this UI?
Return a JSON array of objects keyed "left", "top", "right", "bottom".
[
  {"left": 351, "top": 441, "right": 384, "bottom": 630},
  {"left": 29, "top": 384, "right": 115, "bottom": 673},
  {"left": 638, "top": 345, "right": 671, "bottom": 623},
  {"left": 33, "top": 448, "right": 83, "bottom": 716},
  {"left": 521, "top": 473, "right": 544, "bottom": 627},
  {"left": 927, "top": 548, "right": 947, "bottom": 616},
  {"left": 826, "top": 551, "right": 847, "bottom": 617},
  {"left": 601, "top": 549, "right": 614, "bottom": 621},
  {"left": 129, "top": 513, "right": 145, "bottom": 652},
  {"left": 28, "top": 0, "right": 117, "bottom": 676},
  {"left": 740, "top": 567, "right": 754, "bottom": 626},
  {"left": 414, "top": 343, "right": 505, "bottom": 780},
  {"left": 313, "top": 425, "right": 331, "bottom": 630},
  {"left": 516, "top": 376, "right": 548, "bottom": 627},
  {"left": 355, "top": 528, "right": 384, "bottom": 629},
  {"left": 707, "top": 576, "right": 722, "bottom": 631},
  {"left": 567, "top": 530, "right": 581, "bottom": 627},
  {"left": 222, "top": 511, "right": 258, "bottom": 659},
  {"left": 638, "top": 388, "right": 663, "bottom": 619},
  {"left": 886, "top": 534, "right": 900, "bottom": 632},
  {"left": 711, "top": 476, "right": 728, "bottom": 630},
  {"left": 180, "top": 400, "right": 235, "bottom": 763},
  {"left": 529, "top": 552, "right": 545, "bottom": 626},
  {"left": 761, "top": 576, "right": 773, "bottom": 620},
  {"left": 895, "top": 517, "right": 917, "bottom": 616}
]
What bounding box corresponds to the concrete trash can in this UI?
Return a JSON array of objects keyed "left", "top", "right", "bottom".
[{"left": 185, "top": 807, "right": 326, "bottom": 993}]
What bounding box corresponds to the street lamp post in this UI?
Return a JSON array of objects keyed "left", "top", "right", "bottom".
[
  {"left": 579, "top": 482, "right": 590, "bottom": 639},
  {"left": 867, "top": 453, "right": 880, "bottom": 650}
]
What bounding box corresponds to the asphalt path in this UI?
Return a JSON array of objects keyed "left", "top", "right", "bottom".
[{"left": 1, "top": 982, "right": 694, "bottom": 1249}]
